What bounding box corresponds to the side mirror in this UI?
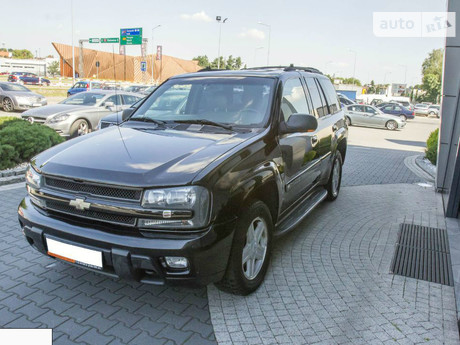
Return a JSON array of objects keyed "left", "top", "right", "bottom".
[
  {"left": 122, "top": 108, "right": 135, "bottom": 121},
  {"left": 280, "top": 114, "right": 318, "bottom": 134},
  {"left": 104, "top": 101, "right": 114, "bottom": 109}
]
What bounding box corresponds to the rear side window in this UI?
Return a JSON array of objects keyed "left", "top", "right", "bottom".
[
  {"left": 304, "top": 77, "right": 327, "bottom": 117},
  {"left": 280, "top": 78, "right": 310, "bottom": 122},
  {"left": 318, "top": 79, "right": 340, "bottom": 114},
  {"left": 123, "top": 95, "right": 141, "bottom": 105}
]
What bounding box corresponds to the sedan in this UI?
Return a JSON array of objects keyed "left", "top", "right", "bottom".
[
  {"left": 427, "top": 105, "right": 440, "bottom": 117},
  {"left": 0, "top": 82, "right": 47, "bottom": 112},
  {"left": 21, "top": 91, "right": 143, "bottom": 138},
  {"left": 8, "top": 72, "right": 50, "bottom": 86},
  {"left": 414, "top": 103, "right": 430, "bottom": 116},
  {"left": 378, "top": 103, "right": 415, "bottom": 120},
  {"left": 345, "top": 104, "right": 406, "bottom": 130}
]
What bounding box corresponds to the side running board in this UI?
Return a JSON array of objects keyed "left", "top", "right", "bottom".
[{"left": 275, "top": 188, "right": 328, "bottom": 237}]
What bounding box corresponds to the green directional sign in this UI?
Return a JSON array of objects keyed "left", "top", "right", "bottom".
[
  {"left": 120, "top": 28, "right": 143, "bottom": 45},
  {"left": 100, "top": 37, "right": 119, "bottom": 43},
  {"left": 89, "top": 38, "right": 100, "bottom": 43}
]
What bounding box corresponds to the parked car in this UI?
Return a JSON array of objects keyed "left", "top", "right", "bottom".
[
  {"left": 8, "top": 72, "right": 50, "bottom": 86},
  {"left": 18, "top": 66, "right": 348, "bottom": 295},
  {"left": 0, "top": 82, "right": 47, "bottom": 112},
  {"left": 124, "top": 85, "right": 150, "bottom": 93},
  {"left": 378, "top": 103, "right": 415, "bottom": 120},
  {"left": 337, "top": 93, "right": 355, "bottom": 106},
  {"left": 141, "top": 85, "right": 157, "bottom": 95},
  {"left": 389, "top": 100, "right": 413, "bottom": 111},
  {"left": 414, "top": 103, "right": 430, "bottom": 116},
  {"left": 67, "top": 81, "right": 103, "bottom": 96},
  {"left": 427, "top": 105, "right": 440, "bottom": 117},
  {"left": 345, "top": 104, "right": 405, "bottom": 130},
  {"left": 21, "top": 91, "right": 143, "bottom": 137}
]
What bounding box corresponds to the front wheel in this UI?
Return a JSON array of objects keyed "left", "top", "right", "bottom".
[
  {"left": 215, "top": 200, "right": 273, "bottom": 295},
  {"left": 70, "top": 119, "right": 89, "bottom": 138},
  {"left": 386, "top": 120, "right": 397, "bottom": 130},
  {"left": 326, "top": 152, "right": 343, "bottom": 201},
  {"left": 2, "top": 97, "right": 14, "bottom": 112},
  {"left": 345, "top": 117, "right": 352, "bottom": 126}
]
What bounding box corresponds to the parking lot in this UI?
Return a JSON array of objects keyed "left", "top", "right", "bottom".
[{"left": 1, "top": 115, "right": 455, "bottom": 344}]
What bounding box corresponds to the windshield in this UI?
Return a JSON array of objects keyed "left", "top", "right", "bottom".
[
  {"left": 0, "top": 83, "right": 30, "bottom": 92},
  {"left": 60, "top": 92, "right": 106, "bottom": 105},
  {"left": 130, "top": 77, "right": 275, "bottom": 127}
]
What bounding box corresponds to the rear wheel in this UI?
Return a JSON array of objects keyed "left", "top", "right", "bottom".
[
  {"left": 386, "top": 120, "right": 397, "bottom": 130},
  {"left": 345, "top": 117, "right": 352, "bottom": 126},
  {"left": 215, "top": 200, "right": 273, "bottom": 295},
  {"left": 399, "top": 115, "right": 407, "bottom": 121},
  {"left": 326, "top": 152, "right": 343, "bottom": 201},
  {"left": 70, "top": 119, "right": 89, "bottom": 138},
  {"left": 2, "top": 97, "right": 14, "bottom": 112}
]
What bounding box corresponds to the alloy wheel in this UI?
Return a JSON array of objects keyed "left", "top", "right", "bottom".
[
  {"left": 242, "top": 217, "right": 268, "bottom": 280},
  {"left": 77, "top": 121, "right": 88, "bottom": 136},
  {"left": 331, "top": 158, "right": 341, "bottom": 197},
  {"left": 3, "top": 98, "right": 13, "bottom": 112}
]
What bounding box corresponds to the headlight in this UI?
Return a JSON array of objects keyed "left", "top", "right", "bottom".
[
  {"left": 25, "top": 165, "right": 41, "bottom": 189},
  {"left": 140, "top": 186, "right": 210, "bottom": 229},
  {"left": 48, "top": 113, "right": 70, "bottom": 123}
]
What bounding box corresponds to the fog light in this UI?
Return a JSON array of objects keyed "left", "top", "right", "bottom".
[{"left": 164, "top": 256, "right": 189, "bottom": 269}]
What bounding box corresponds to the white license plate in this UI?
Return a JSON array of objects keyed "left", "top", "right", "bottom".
[
  {"left": 33, "top": 103, "right": 42, "bottom": 107},
  {"left": 46, "top": 238, "right": 103, "bottom": 269}
]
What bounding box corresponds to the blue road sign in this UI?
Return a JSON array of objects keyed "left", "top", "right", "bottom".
[{"left": 140, "top": 61, "right": 147, "bottom": 72}]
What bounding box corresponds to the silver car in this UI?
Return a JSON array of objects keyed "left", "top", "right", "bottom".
[
  {"left": 0, "top": 82, "right": 47, "bottom": 112},
  {"left": 21, "top": 91, "right": 143, "bottom": 138},
  {"left": 345, "top": 104, "right": 406, "bottom": 130}
]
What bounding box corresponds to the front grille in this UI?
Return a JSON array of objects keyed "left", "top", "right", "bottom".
[
  {"left": 25, "top": 116, "right": 46, "bottom": 123},
  {"left": 45, "top": 177, "right": 142, "bottom": 201},
  {"left": 46, "top": 200, "right": 137, "bottom": 226}
]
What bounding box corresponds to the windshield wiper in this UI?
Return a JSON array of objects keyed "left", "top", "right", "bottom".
[
  {"left": 128, "top": 117, "right": 166, "bottom": 126},
  {"left": 173, "top": 119, "right": 234, "bottom": 131}
]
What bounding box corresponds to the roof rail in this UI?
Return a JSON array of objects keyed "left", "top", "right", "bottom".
[
  {"left": 197, "top": 67, "right": 229, "bottom": 72},
  {"left": 243, "top": 65, "right": 323, "bottom": 74}
]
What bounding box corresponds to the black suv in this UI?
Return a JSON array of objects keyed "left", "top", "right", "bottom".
[{"left": 18, "top": 66, "right": 347, "bottom": 295}]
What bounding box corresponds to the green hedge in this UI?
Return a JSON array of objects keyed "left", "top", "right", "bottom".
[
  {"left": 426, "top": 128, "right": 439, "bottom": 165},
  {"left": 0, "top": 119, "right": 65, "bottom": 170}
]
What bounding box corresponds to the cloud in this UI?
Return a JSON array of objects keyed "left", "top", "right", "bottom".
[
  {"left": 180, "top": 11, "right": 212, "bottom": 22},
  {"left": 239, "top": 28, "right": 265, "bottom": 40}
]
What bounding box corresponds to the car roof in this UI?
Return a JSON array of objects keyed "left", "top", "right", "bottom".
[{"left": 170, "top": 66, "right": 325, "bottom": 80}]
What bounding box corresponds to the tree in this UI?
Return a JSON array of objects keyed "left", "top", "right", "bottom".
[
  {"left": 48, "top": 61, "right": 60, "bottom": 77},
  {"left": 342, "top": 77, "right": 362, "bottom": 86},
  {"left": 193, "top": 55, "right": 210, "bottom": 68},
  {"left": 11, "top": 49, "right": 33, "bottom": 59},
  {"left": 421, "top": 48, "right": 443, "bottom": 103}
]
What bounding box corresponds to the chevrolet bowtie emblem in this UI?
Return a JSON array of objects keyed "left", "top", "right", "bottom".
[{"left": 69, "top": 198, "right": 91, "bottom": 211}]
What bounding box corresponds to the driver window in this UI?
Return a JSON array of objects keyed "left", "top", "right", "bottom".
[
  {"left": 281, "top": 78, "right": 309, "bottom": 123},
  {"left": 365, "top": 106, "right": 376, "bottom": 114}
]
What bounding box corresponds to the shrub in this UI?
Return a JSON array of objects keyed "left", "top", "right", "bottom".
[
  {"left": 426, "top": 128, "right": 439, "bottom": 165},
  {"left": 0, "top": 120, "right": 64, "bottom": 170},
  {"left": 0, "top": 116, "right": 21, "bottom": 128}
]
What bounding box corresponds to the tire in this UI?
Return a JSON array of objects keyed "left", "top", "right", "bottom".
[
  {"left": 67, "top": 92, "right": 71, "bottom": 97},
  {"left": 215, "top": 200, "right": 273, "bottom": 295},
  {"left": 326, "top": 151, "right": 343, "bottom": 201},
  {"left": 2, "top": 97, "right": 14, "bottom": 112},
  {"left": 428, "top": 111, "right": 435, "bottom": 116},
  {"left": 69, "top": 119, "right": 90, "bottom": 138},
  {"left": 399, "top": 115, "right": 407, "bottom": 121},
  {"left": 345, "top": 117, "right": 352, "bottom": 126},
  {"left": 386, "top": 120, "right": 397, "bottom": 130}
]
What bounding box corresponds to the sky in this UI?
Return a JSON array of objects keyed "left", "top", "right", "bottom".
[{"left": 0, "top": 0, "right": 449, "bottom": 85}]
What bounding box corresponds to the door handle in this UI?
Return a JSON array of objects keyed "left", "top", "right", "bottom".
[
  {"left": 311, "top": 135, "right": 318, "bottom": 147},
  {"left": 332, "top": 124, "right": 338, "bottom": 132}
]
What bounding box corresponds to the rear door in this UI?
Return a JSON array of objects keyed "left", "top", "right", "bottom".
[{"left": 279, "top": 77, "right": 321, "bottom": 208}]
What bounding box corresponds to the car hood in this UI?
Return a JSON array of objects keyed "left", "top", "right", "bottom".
[
  {"left": 21, "top": 104, "right": 90, "bottom": 119},
  {"left": 33, "top": 125, "right": 257, "bottom": 187},
  {"left": 6, "top": 91, "right": 43, "bottom": 98}
]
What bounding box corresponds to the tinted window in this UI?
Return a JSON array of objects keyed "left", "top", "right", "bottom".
[
  {"left": 280, "top": 78, "right": 309, "bottom": 122},
  {"left": 318, "top": 78, "right": 340, "bottom": 114},
  {"left": 60, "top": 92, "right": 105, "bottom": 105},
  {"left": 305, "top": 77, "right": 327, "bottom": 117},
  {"left": 123, "top": 95, "right": 141, "bottom": 105},
  {"left": 105, "top": 95, "right": 122, "bottom": 106}
]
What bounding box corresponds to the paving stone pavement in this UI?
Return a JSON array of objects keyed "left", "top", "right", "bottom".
[
  {"left": 208, "top": 183, "right": 460, "bottom": 345},
  {"left": 0, "top": 188, "right": 216, "bottom": 345}
]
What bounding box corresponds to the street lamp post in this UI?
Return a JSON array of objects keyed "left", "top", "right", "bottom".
[
  {"left": 257, "top": 22, "right": 271, "bottom": 65},
  {"left": 348, "top": 49, "right": 357, "bottom": 85},
  {"left": 253, "top": 46, "right": 264, "bottom": 66},
  {"left": 216, "top": 16, "right": 228, "bottom": 69},
  {"left": 151, "top": 25, "right": 161, "bottom": 84},
  {"left": 71, "top": 0, "right": 75, "bottom": 84}
]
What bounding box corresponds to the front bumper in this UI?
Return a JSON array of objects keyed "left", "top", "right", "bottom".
[
  {"left": 16, "top": 100, "right": 47, "bottom": 111},
  {"left": 18, "top": 196, "right": 235, "bottom": 286}
]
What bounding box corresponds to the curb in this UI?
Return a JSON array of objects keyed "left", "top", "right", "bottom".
[
  {"left": 414, "top": 156, "right": 436, "bottom": 180},
  {"left": 404, "top": 155, "right": 435, "bottom": 183},
  {"left": 0, "top": 166, "right": 27, "bottom": 186}
]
